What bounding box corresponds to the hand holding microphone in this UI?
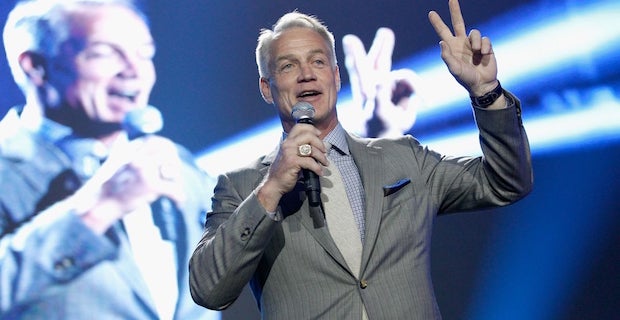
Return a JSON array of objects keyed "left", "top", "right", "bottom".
[
  {"left": 99, "top": 105, "right": 182, "bottom": 204},
  {"left": 70, "top": 106, "right": 185, "bottom": 236},
  {"left": 121, "top": 106, "right": 184, "bottom": 240},
  {"left": 292, "top": 102, "right": 322, "bottom": 207},
  {"left": 255, "top": 102, "right": 327, "bottom": 214},
  {"left": 121, "top": 105, "right": 184, "bottom": 202}
]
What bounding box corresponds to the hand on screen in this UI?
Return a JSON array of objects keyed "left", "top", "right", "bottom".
[{"left": 343, "top": 27, "right": 424, "bottom": 138}]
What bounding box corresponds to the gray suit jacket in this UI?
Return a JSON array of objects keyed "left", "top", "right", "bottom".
[
  {"left": 190, "top": 94, "right": 533, "bottom": 320},
  {"left": 0, "top": 109, "right": 218, "bottom": 320}
]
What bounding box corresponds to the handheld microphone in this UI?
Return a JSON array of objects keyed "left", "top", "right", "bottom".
[
  {"left": 291, "top": 102, "right": 321, "bottom": 207},
  {"left": 123, "top": 105, "right": 164, "bottom": 139},
  {"left": 123, "top": 106, "right": 179, "bottom": 241}
]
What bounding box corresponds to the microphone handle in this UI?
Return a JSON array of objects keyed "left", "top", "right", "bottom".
[
  {"left": 152, "top": 196, "right": 180, "bottom": 241},
  {"left": 297, "top": 117, "right": 321, "bottom": 207},
  {"left": 303, "top": 169, "right": 321, "bottom": 207},
  {"left": 122, "top": 107, "right": 180, "bottom": 240}
]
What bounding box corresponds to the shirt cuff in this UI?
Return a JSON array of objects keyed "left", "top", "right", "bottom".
[
  {"left": 252, "top": 189, "right": 283, "bottom": 221},
  {"left": 265, "top": 209, "right": 282, "bottom": 222}
]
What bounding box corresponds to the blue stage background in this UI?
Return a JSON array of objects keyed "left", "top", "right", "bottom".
[{"left": 2, "top": 1, "right": 619, "bottom": 319}]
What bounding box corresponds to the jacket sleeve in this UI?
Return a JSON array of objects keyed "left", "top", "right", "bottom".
[
  {"left": 418, "top": 90, "right": 533, "bottom": 214},
  {"left": 189, "top": 166, "right": 279, "bottom": 310},
  {"left": 0, "top": 202, "right": 118, "bottom": 313}
]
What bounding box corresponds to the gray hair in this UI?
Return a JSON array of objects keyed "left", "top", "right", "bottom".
[
  {"left": 2, "top": 0, "right": 146, "bottom": 91},
  {"left": 255, "top": 11, "right": 337, "bottom": 79}
]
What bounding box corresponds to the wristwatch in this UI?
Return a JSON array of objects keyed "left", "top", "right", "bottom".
[{"left": 470, "top": 81, "right": 503, "bottom": 108}]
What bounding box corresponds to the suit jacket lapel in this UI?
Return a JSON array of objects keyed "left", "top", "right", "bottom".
[
  {"left": 263, "top": 134, "right": 387, "bottom": 274},
  {"left": 262, "top": 146, "right": 349, "bottom": 268},
  {"left": 345, "top": 134, "right": 384, "bottom": 273},
  {"left": 299, "top": 203, "right": 350, "bottom": 267},
  {"left": 106, "top": 222, "right": 158, "bottom": 314}
]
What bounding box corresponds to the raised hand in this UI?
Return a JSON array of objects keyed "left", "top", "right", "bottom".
[{"left": 428, "top": 0, "right": 499, "bottom": 97}]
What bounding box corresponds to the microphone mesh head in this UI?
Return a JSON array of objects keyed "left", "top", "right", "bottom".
[
  {"left": 291, "top": 102, "right": 315, "bottom": 121},
  {"left": 123, "top": 105, "right": 163, "bottom": 138}
]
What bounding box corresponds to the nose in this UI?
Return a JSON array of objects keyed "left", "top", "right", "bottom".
[
  {"left": 117, "top": 54, "right": 139, "bottom": 78},
  {"left": 298, "top": 63, "right": 316, "bottom": 82},
  {"left": 117, "top": 51, "right": 152, "bottom": 78}
]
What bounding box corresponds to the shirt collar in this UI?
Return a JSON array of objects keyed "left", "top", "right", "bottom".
[
  {"left": 323, "top": 123, "right": 349, "bottom": 156},
  {"left": 33, "top": 117, "right": 110, "bottom": 161},
  {"left": 282, "top": 122, "right": 349, "bottom": 156}
]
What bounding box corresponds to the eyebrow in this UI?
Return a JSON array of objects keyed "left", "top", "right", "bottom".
[
  {"left": 274, "top": 48, "right": 327, "bottom": 64},
  {"left": 86, "top": 39, "right": 155, "bottom": 47}
]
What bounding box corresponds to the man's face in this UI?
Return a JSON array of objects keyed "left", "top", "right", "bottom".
[
  {"left": 48, "top": 4, "right": 156, "bottom": 124},
  {"left": 260, "top": 27, "right": 341, "bottom": 133}
]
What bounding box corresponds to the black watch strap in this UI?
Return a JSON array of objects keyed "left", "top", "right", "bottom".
[{"left": 470, "top": 81, "right": 503, "bottom": 108}]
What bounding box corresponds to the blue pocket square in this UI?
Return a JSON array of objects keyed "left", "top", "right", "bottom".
[{"left": 382, "top": 178, "right": 411, "bottom": 197}]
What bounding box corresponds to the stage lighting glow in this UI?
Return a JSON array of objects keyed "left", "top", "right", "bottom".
[
  {"left": 197, "top": 119, "right": 281, "bottom": 176},
  {"left": 196, "top": 0, "right": 620, "bottom": 177},
  {"left": 198, "top": 89, "right": 620, "bottom": 176},
  {"left": 404, "top": 0, "right": 620, "bottom": 117},
  {"left": 422, "top": 94, "right": 620, "bottom": 156}
]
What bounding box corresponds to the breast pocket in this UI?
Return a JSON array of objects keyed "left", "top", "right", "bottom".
[{"left": 382, "top": 178, "right": 412, "bottom": 210}]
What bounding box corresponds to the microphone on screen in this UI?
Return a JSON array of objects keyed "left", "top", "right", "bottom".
[
  {"left": 123, "top": 105, "right": 164, "bottom": 140},
  {"left": 123, "top": 106, "right": 180, "bottom": 241},
  {"left": 291, "top": 102, "right": 321, "bottom": 207}
]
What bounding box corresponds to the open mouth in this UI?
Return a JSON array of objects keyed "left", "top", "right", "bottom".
[
  {"left": 298, "top": 90, "right": 320, "bottom": 99},
  {"left": 109, "top": 89, "right": 139, "bottom": 103}
]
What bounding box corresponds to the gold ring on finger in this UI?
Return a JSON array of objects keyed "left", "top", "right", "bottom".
[{"left": 298, "top": 144, "right": 312, "bottom": 157}]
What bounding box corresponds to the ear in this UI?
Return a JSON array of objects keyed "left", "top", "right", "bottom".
[
  {"left": 259, "top": 77, "right": 274, "bottom": 104},
  {"left": 18, "top": 52, "right": 47, "bottom": 86},
  {"left": 334, "top": 65, "right": 341, "bottom": 92}
]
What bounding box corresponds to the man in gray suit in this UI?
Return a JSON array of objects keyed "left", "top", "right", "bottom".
[
  {"left": 189, "top": 0, "right": 533, "bottom": 319},
  {"left": 0, "top": 0, "right": 218, "bottom": 319}
]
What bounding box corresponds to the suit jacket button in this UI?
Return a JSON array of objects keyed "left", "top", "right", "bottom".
[
  {"left": 360, "top": 280, "right": 368, "bottom": 289},
  {"left": 240, "top": 227, "right": 251, "bottom": 240}
]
